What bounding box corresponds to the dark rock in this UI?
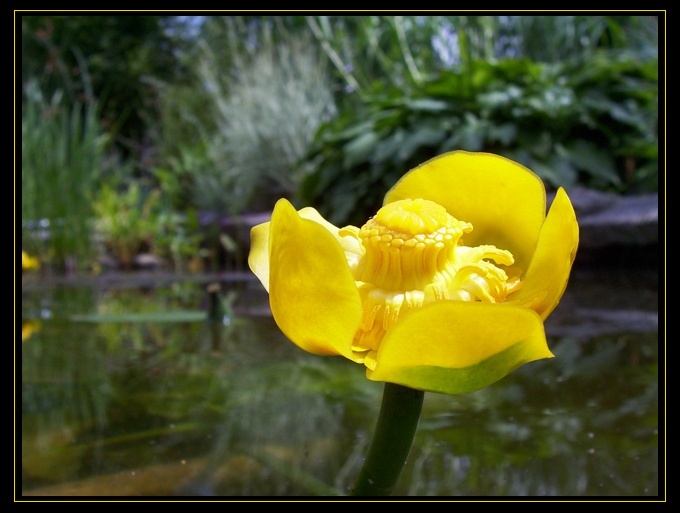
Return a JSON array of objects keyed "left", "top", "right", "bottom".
[{"left": 551, "top": 186, "right": 659, "bottom": 249}]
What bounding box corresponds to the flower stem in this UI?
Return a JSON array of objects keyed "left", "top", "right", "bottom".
[{"left": 351, "top": 382, "right": 424, "bottom": 496}]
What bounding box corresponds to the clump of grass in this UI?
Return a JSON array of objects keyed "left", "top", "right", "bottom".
[
  {"left": 193, "top": 21, "right": 337, "bottom": 215},
  {"left": 22, "top": 80, "right": 108, "bottom": 271}
]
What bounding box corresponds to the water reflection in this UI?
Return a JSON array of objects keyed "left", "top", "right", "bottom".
[{"left": 20, "top": 266, "right": 659, "bottom": 497}]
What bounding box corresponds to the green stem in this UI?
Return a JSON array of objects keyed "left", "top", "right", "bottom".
[{"left": 351, "top": 382, "right": 424, "bottom": 496}]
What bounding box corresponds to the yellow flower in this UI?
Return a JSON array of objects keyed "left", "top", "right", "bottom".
[
  {"left": 22, "top": 320, "right": 41, "bottom": 342},
  {"left": 249, "top": 151, "right": 579, "bottom": 394},
  {"left": 22, "top": 250, "right": 40, "bottom": 271}
]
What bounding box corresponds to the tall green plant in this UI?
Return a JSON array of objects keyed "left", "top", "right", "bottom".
[
  {"left": 306, "top": 15, "right": 451, "bottom": 95},
  {"left": 22, "top": 15, "right": 184, "bottom": 156},
  {"left": 22, "top": 81, "right": 108, "bottom": 270},
  {"left": 305, "top": 15, "right": 658, "bottom": 101},
  {"left": 504, "top": 15, "right": 658, "bottom": 62}
]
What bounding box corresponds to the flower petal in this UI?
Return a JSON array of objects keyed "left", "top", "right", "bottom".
[
  {"left": 268, "top": 199, "right": 363, "bottom": 361},
  {"left": 508, "top": 187, "right": 579, "bottom": 319},
  {"left": 298, "top": 207, "right": 364, "bottom": 264},
  {"left": 249, "top": 221, "right": 272, "bottom": 292},
  {"left": 367, "top": 301, "right": 552, "bottom": 394},
  {"left": 248, "top": 206, "right": 363, "bottom": 293},
  {"left": 384, "top": 151, "right": 546, "bottom": 273}
]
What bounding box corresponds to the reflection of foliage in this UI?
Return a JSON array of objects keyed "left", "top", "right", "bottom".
[
  {"left": 406, "top": 331, "right": 658, "bottom": 496},
  {"left": 22, "top": 284, "right": 658, "bottom": 496},
  {"left": 91, "top": 285, "right": 207, "bottom": 355},
  {"left": 301, "top": 51, "right": 658, "bottom": 227},
  {"left": 21, "top": 287, "right": 110, "bottom": 484}
]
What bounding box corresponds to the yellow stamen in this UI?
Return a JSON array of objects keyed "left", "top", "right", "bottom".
[
  {"left": 355, "top": 199, "right": 471, "bottom": 291},
  {"left": 344, "top": 199, "right": 521, "bottom": 366}
]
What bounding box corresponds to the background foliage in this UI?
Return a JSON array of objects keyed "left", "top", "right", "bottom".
[
  {"left": 21, "top": 81, "right": 108, "bottom": 268},
  {"left": 300, "top": 50, "right": 658, "bottom": 226},
  {"left": 22, "top": 15, "right": 182, "bottom": 156},
  {"left": 20, "top": 14, "right": 660, "bottom": 272}
]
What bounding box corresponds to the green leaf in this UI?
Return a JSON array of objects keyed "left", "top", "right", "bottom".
[
  {"left": 397, "top": 127, "right": 447, "bottom": 162},
  {"left": 343, "top": 131, "right": 380, "bottom": 169},
  {"left": 488, "top": 123, "right": 518, "bottom": 146},
  {"left": 374, "top": 129, "right": 407, "bottom": 164},
  {"left": 402, "top": 98, "right": 450, "bottom": 112},
  {"left": 558, "top": 140, "right": 621, "bottom": 186},
  {"left": 531, "top": 156, "right": 578, "bottom": 188},
  {"left": 71, "top": 311, "right": 208, "bottom": 323}
]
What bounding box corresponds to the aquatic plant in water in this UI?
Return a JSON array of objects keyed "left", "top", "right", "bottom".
[{"left": 249, "top": 151, "right": 579, "bottom": 495}]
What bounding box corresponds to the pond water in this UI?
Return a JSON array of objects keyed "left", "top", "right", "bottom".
[{"left": 20, "top": 260, "right": 660, "bottom": 498}]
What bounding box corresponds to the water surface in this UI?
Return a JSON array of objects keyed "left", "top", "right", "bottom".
[{"left": 20, "top": 264, "right": 659, "bottom": 497}]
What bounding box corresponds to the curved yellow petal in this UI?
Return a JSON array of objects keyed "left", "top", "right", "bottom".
[
  {"left": 248, "top": 206, "right": 363, "bottom": 293},
  {"left": 249, "top": 221, "right": 272, "bottom": 292},
  {"left": 508, "top": 187, "right": 579, "bottom": 319},
  {"left": 384, "top": 151, "right": 546, "bottom": 273},
  {"left": 298, "top": 207, "right": 364, "bottom": 263},
  {"left": 268, "top": 199, "right": 363, "bottom": 361},
  {"left": 367, "top": 301, "right": 552, "bottom": 394}
]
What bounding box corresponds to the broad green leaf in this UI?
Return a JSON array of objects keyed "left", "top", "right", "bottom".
[
  {"left": 403, "top": 98, "right": 450, "bottom": 112},
  {"left": 343, "top": 131, "right": 380, "bottom": 169},
  {"left": 559, "top": 140, "right": 621, "bottom": 186}
]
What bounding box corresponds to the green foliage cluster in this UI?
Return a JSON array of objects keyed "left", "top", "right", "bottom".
[
  {"left": 21, "top": 15, "right": 203, "bottom": 272},
  {"left": 93, "top": 177, "right": 204, "bottom": 272},
  {"left": 21, "top": 81, "right": 108, "bottom": 269},
  {"left": 93, "top": 181, "right": 161, "bottom": 270},
  {"left": 20, "top": 14, "right": 660, "bottom": 273},
  {"left": 305, "top": 15, "right": 449, "bottom": 94},
  {"left": 299, "top": 50, "right": 658, "bottom": 226},
  {"left": 152, "top": 16, "right": 337, "bottom": 216},
  {"left": 22, "top": 15, "right": 183, "bottom": 154}
]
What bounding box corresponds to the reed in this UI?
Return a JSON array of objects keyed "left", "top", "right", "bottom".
[{"left": 22, "top": 81, "right": 108, "bottom": 271}]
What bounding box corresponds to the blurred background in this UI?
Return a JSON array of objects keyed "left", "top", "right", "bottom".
[{"left": 20, "top": 14, "right": 660, "bottom": 498}]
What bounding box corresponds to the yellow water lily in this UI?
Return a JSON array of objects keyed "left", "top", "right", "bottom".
[{"left": 249, "top": 151, "right": 579, "bottom": 395}]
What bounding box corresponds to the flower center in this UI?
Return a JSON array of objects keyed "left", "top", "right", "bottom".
[
  {"left": 355, "top": 198, "right": 471, "bottom": 291},
  {"left": 345, "top": 198, "right": 521, "bottom": 368}
]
